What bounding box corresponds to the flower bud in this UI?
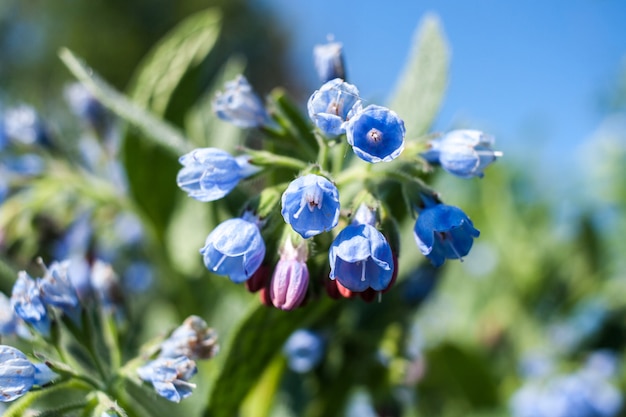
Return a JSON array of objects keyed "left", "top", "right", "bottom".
[{"left": 270, "top": 238, "right": 309, "bottom": 311}]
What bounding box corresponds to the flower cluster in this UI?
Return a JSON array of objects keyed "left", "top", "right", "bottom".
[{"left": 176, "top": 38, "right": 500, "bottom": 310}]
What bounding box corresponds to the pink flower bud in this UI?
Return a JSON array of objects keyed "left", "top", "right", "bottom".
[{"left": 270, "top": 259, "right": 309, "bottom": 311}]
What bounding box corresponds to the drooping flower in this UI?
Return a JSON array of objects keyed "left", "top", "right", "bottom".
[
  {"left": 345, "top": 105, "right": 405, "bottom": 163},
  {"left": 0, "top": 345, "right": 56, "bottom": 402},
  {"left": 281, "top": 174, "right": 340, "bottom": 239},
  {"left": 328, "top": 206, "right": 394, "bottom": 292},
  {"left": 283, "top": 329, "right": 325, "bottom": 373},
  {"left": 413, "top": 204, "right": 480, "bottom": 267},
  {"left": 176, "top": 148, "right": 258, "bottom": 202},
  {"left": 313, "top": 39, "right": 345, "bottom": 82},
  {"left": 307, "top": 78, "right": 362, "bottom": 137},
  {"left": 10, "top": 272, "right": 50, "bottom": 337},
  {"left": 159, "top": 316, "right": 219, "bottom": 360},
  {"left": 421, "top": 129, "right": 500, "bottom": 178},
  {"left": 3, "top": 105, "right": 52, "bottom": 147},
  {"left": 137, "top": 356, "right": 197, "bottom": 403},
  {"left": 212, "top": 75, "right": 270, "bottom": 128},
  {"left": 270, "top": 238, "right": 309, "bottom": 311},
  {"left": 38, "top": 260, "right": 82, "bottom": 324},
  {"left": 200, "top": 215, "right": 266, "bottom": 283}
]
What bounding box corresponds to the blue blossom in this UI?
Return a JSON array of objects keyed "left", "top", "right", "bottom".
[
  {"left": 0, "top": 345, "right": 56, "bottom": 402},
  {"left": 176, "top": 148, "right": 258, "bottom": 202},
  {"left": 10, "top": 272, "right": 50, "bottom": 337},
  {"left": 200, "top": 216, "right": 266, "bottom": 283},
  {"left": 90, "top": 260, "right": 123, "bottom": 316},
  {"left": 345, "top": 105, "right": 405, "bottom": 163},
  {"left": 270, "top": 238, "right": 309, "bottom": 311},
  {"left": 38, "top": 260, "right": 82, "bottom": 324},
  {"left": 281, "top": 174, "right": 340, "bottom": 239},
  {"left": 63, "top": 82, "right": 109, "bottom": 133},
  {"left": 283, "top": 329, "right": 324, "bottom": 373},
  {"left": 0, "top": 293, "right": 18, "bottom": 336},
  {"left": 159, "top": 316, "right": 219, "bottom": 360},
  {"left": 3, "top": 105, "right": 51, "bottom": 147},
  {"left": 313, "top": 39, "right": 345, "bottom": 82},
  {"left": 421, "top": 129, "right": 500, "bottom": 178},
  {"left": 137, "top": 356, "right": 197, "bottom": 403},
  {"left": 212, "top": 75, "right": 270, "bottom": 128},
  {"left": 328, "top": 208, "right": 394, "bottom": 292},
  {"left": 307, "top": 78, "right": 362, "bottom": 137},
  {"left": 2, "top": 154, "right": 44, "bottom": 176},
  {"left": 413, "top": 204, "right": 480, "bottom": 267}
]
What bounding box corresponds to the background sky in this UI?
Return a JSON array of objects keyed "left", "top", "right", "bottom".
[{"left": 259, "top": 0, "right": 626, "bottom": 188}]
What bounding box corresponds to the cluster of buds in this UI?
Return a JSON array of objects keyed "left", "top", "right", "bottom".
[{"left": 176, "top": 39, "right": 500, "bottom": 311}]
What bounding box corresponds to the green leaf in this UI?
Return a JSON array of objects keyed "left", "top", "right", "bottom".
[
  {"left": 203, "top": 299, "right": 337, "bottom": 417},
  {"left": 2, "top": 380, "right": 92, "bottom": 417},
  {"left": 59, "top": 48, "right": 191, "bottom": 156},
  {"left": 129, "top": 8, "right": 221, "bottom": 116},
  {"left": 388, "top": 13, "right": 449, "bottom": 138}
]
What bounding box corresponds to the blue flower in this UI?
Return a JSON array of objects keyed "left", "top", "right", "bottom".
[
  {"left": 0, "top": 293, "right": 17, "bottom": 336},
  {"left": 176, "top": 148, "right": 258, "bottom": 202},
  {"left": 10, "top": 272, "right": 50, "bottom": 337},
  {"left": 212, "top": 76, "right": 270, "bottom": 128},
  {"left": 38, "top": 261, "right": 82, "bottom": 324},
  {"left": 137, "top": 356, "right": 197, "bottom": 403},
  {"left": 307, "top": 79, "right": 362, "bottom": 137},
  {"left": 3, "top": 105, "right": 52, "bottom": 147},
  {"left": 421, "top": 129, "right": 500, "bottom": 178},
  {"left": 159, "top": 316, "right": 219, "bottom": 360},
  {"left": 413, "top": 204, "right": 480, "bottom": 267},
  {"left": 283, "top": 329, "right": 324, "bottom": 373},
  {"left": 0, "top": 345, "right": 56, "bottom": 402},
  {"left": 200, "top": 216, "right": 266, "bottom": 283},
  {"left": 63, "top": 83, "right": 109, "bottom": 134},
  {"left": 281, "top": 174, "right": 340, "bottom": 239},
  {"left": 345, "top": 105, "right": 405, "bottom": 163},
  {"left": 270, "top": 238, "right": 309, "bottom": 311},
  {"left": 313, "top": 40, "right": 345, "bottom": 82},
  {"left": 329, "top": 214, "right": 394, "bottom": 292}
]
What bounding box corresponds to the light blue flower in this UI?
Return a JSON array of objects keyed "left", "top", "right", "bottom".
[
  {"left": 0, "top": 345, "right": 56, "bottom": 402},
  {"left": 2, "top": 154, "right": 44, "bottom": 177},
  {"left": 413, "top": 204, "right": 480, "bottom": 267},
  {"left": 0, "top": 293, "right": 17, "bottom": 336},
  {"left": 421, "top": 129, "right": 500, "bottom": 178},
  {"left": 10, "top": 272, "right": 50, "bottom": 337},
  {"left": 176, "top": 148, "right": 258, "bottom": 202},
  {"left": 38, "top": 261, "right": 82, "bottom": 324},
  {"left": 137, "top": 356, "right": 197, "bottom": 403},
  {"left": 281, "top": 174, "right": 340, "bottom": 239},
  {"left": 159, "top": 316, "right": 219, "bottom": 360},
  {"left": 212, "top": 75, "right": 270, "bottom": 128},
  {"left": 63, "top": 82, "right": 109, "bottom": 134},
  {"left": 200, "top": 216, "right": 266, "bottom": 283},
  {"left": 270, "top": 238, "right": 309, "bottom": 311},
  {"left": 345, "top": 105, "right": 405, "bottom": 163},
  {"left": 283, "top": 329, "right": 324, "bottom": 373},
  {"left": 307, "top": 78, "right": 362, "bottom": 137},
  {"left": 3, "top": 105, "right": 52, "bottom": 147},
  {"left": 329, "top": 209, "right": 394, "bottom": 292},
  {"left": 313, "top": 39, "right": 345, "bottom": 82}
]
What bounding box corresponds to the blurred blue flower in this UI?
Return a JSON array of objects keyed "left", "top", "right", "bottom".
[
  {"left": 313, "top": 39, "right": 345, "bottom": 82},
  {"left": 38, "top": 261, "right": 82, "bottom": 324},
  {"left": 54, "top": 212, "right": 93, "bottom": 260},
  {"left": 123, "top": 262, "right": 153, "bottom": 293},
  {"left": 421, "top": 129, "right": 500, "bottom": 178},
  {"left": 200, "top": 216, "right": 265, "bottom": 283},
  {"left": 283, "top": 329, "right": 324, "bottom": 373},
  {"left": 281, "top": 174, "right": 340, "bottom": 239},
  {"left": 90, "top": 260, "right": 123, "bottom": 316},
  {"left": 3, "top": 105, "right": 52, "bottom": 147},
  {"left": 159, "top": 316, "right": 219, "bottom": 360},
  {"left": 307, "top": 78, "right": 362, "bottom": 137},
  {"left": 270, "top": 238, "right": 309, "bottom": 311},
  {"left": 212, "top": 75, "right": 270, "bottom": 128},
  {"left": 329, "top": 213, "right": 394, "bottom": 292},
  {"left": 413, "top": 204, "right": 480, "bottom": 267},
  {"left": 0, "top": 345, "right": 56, "bottom": 402},
  {"left": 2, "top": 154, "right": 45, "bottom": 177},
  {"left": 345, "top": 105, "right": 405, "bottom": 163},
  {"left": 176, "top": 148, "right": 258, "bottom": 202},
  {"left": 137, "top": 356, "right": 197, "bottom": 403},
  {"left": 10, "top": 272, "right": 50, "bottom": 337},
  {"left": 63, "top": 83, "right": 109, "bottom": 134},
  {"left": 0, "top": 293, "right": 17, "bottom": 336}
]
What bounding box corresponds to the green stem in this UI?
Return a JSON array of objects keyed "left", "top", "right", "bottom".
[{"left": 315, "top": 131, "right": 329, "bottom": 171}]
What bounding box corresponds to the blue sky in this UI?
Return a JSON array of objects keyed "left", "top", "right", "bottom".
[{"left": 260, "top": 0, "right": 626, "bottom": 182}]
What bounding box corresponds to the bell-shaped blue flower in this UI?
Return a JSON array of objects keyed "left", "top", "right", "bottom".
[
  {"left": 10, "top": 272, "right": 50, "bottom": 337},
  {"left": 283, "top": 329, "right": 325, "bottom": 373},
  {"left": 200, "top": 216, "right": 266, "bottom": 283},
  {"left": 421, "top": 130, "right": 500, "bottom": 178},
  {"left": 159, "top": 315, "right": 219, "bottom": 360},
  {"left": 313, "top": 40, "right": 345, "bottom": 82},
  {"left": 38, "top": 260, "right": 82, "bottom": 324},
  {"left": 307, "top": 78, "right": 362, "bottom": 137},
  {"left": 176, "top": 148, "right": 258, "bottom": 202},
  {"left": 345, "top": 105, "right": 405, "bottom": 163},
  {"left": 413, "top": 204, "right": 480, "bottom": 267},
  {"left": 212, "top": 75, "right": 270, "bottom": 128},
  {"left": 0, "top": 345, "right": 56, "bottom": 402},
  {"left": 328, "top": 211, "right": 394, "bottom": 292},
  {"left": 137, "top": 356, "right": 197, "bottom": 403},
  {"left": 281, "top": 174, "right": 340, "bottom": 239}
]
